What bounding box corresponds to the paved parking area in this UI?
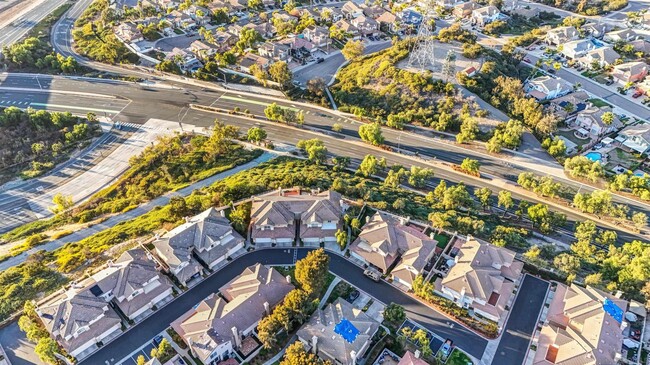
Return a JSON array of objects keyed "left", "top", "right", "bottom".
[{"left": 490, "top": 275, "right": 549, "bottom": 365}]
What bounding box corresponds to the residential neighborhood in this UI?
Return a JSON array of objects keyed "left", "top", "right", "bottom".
[{"left": 2, "top": 0, "right": 650, "bottom": 364}]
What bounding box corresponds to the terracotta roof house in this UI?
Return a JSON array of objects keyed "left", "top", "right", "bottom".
[
  {"left": 342, "top": 1, "right": 364, "bottom": 19},
  {"left": 87, "top": 248, "right": 174, "bottom": 321},
  {"left": 545, "top": 26, "right": 579, "bottom": 46},
  {"left": 578, "top": 46, "right": 620, "bottom": 69},
  {"left": 333, "top": 19, "right": 359, "bottom": 38},
  {"left": 436, "top": 237, "right": 523, "bottom": 323},
  {"left": 349, "top": 212, "right": 437, "bottom": 289},
  {"left": 436, "top": 0, "right": 464, "bottom": 8},
  {"left": 561, "top": 39, "right": 597, "bottom": 60},
  {"left": 604, "top": 28, "right": 640, "bottom": 43},
  {"left": 172, "top": 264, "right": 294, "bottom": 364},
  {"left": 36, "top": 288, "right": 122, "bottom": 360},
  {"left": 581, "top": 22, "right": 609, "bottom": 38},
  {"left": 471, "top": 5, "right": 502, "bottom": 27},
  {"left": 397, "top": 351, "right": 428, "bottom": 365},
  {"left": 297, "top": 298, "right": 380, "bottom": 365},
  {"left": 190, "top": 40, "right": 219, "bottom": 60},
  {"left": 630, "top": 39, "right": 650, "bottom": 56},
  {"left": 612, "top": 61, "right": 649, "bottom": 83},
  {"left": 619, "top": 124, "right": 650, "bottom": 154},
  {"left": 258, "top": 41, "right": 291, "bottom": 61},
  {"left": 533, "top": 284, "right": 627, "bottom": 365},
  {"left": 453, "top": 1, "right": 480, "bottom": 18},
  {"left": 238, "top": 53, "right": 271, "bottom": 73},
  {"left": 360, "top": 4, "right": 385, "bottom": 19},
  {"left": 303, "top": 25, "right": 331, "bottom": 48},
  {"left": 525, "top": 76, "right": 573, "bottom": 101},
  {"left": 573, "top": 104, "right": 622, "bottom": 138},
  {"left": 250, "top": 189, "right": 343, "bottom": 245},
  {"left": 375, "top": 11, "right": 398, "bottom": 31},
  {"left": 153, "top": 208, "right": 245, "bottom": 285},
  {"left": 350, "top": 15, "right": 379, "bottom": 35},
  {"left": 114, "top": 22, "right": 144, "bottom": 43},
  {"left": 546, "top": 90, "right": 589, "bottom": 119}
]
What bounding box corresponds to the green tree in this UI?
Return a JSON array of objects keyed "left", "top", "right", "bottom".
[
  {"left": 204, "top": 120, "right": 239, "bottom": 159},
  {"left": 475, "top": 187, "right": 492, "bottom": 211},
  {"left": 264, "top": 102, "right": 285, "bottom": 121},
  {"left": 383, "top": 303, "right": 406, "bottom": 332},
  {"left": 247, "top": 126, "right": 267, "bottom": 143},
  {"left": 283, "top": 289, "right": 312, "bottom": 324},
  {"left": 384, "top": 168, "right": 406, "bottom": 188},
  {"left": 408, "top": 166, "right": 433, "bottom": 188},
  {"left": 564, "top": 156, "right": 604, "bottom": 182},
  {"left": 269, "top": 61, "right": 293, "bottom": 89},
  {"left": 459, "top": 158, "right": 480, "bottom": 176},
  {"left": 456, "top": 117, "right": 478, "bottom": 144},
  {"left": 257, "top": 314, "right": 281, "bottom": 349},
  {"left": 528, "top": 203, "right": 565, "bottom": 234},
  {"left": 497, "top": 190, "right": 513, "bottom": 216},
  {"left": 281, "top": 341, "right": 323, "bottom": 365},
  {"left": 49, "top": 193, "right": 73, "bottom": 215},
  {"left": 332, "top": 123, "right": 343, "bottom": 132},
  {"left": 335, "top": 229, "right": 348, "bottom": 250},
  {"left": 342, "top": 40, "right": 364, "bottom": 60},
  {"left": 137, "top": 355, "right": 146, "bottom": 365},
  {"left": 295, "top": 248, "right": 330, "bottom": 296},
  {"left": 632, "top": 211, "right": 647, "bottom": 231},
  {"left": 296, "top": 139, "right": 327, "bottom": 164},
  {"left": 358, "top": 123, "right": 384, "bottom": 146},
  {"left": 35, "top": 337, "right": 60, "bottom": 364},
  {"left": 358, "top": 155, "right": 378, "bottom": 177},
  {"left": 553, "top": 253, "right": 581, "bottom": 274}
]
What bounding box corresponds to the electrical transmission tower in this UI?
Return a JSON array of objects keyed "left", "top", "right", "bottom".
[{"left": 406, "top": 17, "right": 437, "bottom": 72}]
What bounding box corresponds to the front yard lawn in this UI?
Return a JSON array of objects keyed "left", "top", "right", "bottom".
[
  {"left": 446, "top": 348, "right": 473, "bottom": 365},
  {"left": 587, "top": 98, "right": 611, "bottom": 108}
]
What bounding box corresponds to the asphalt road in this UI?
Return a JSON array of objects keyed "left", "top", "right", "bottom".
[
  {"left": 490, "top": 275, "right": 549, "bottom": 365},
  {"left": 0, "top": 73, "right": 646, "bottom": 244},
  {"left": 79, "top": 248, "right": 489, "bottom": 365},
  {"left": 0, "top": 0, "right": 68, "bottom": 50}
]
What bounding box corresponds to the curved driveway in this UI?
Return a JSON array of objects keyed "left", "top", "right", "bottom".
[{"left": 81, "top": 248, "right": 488, "bottom": 365}]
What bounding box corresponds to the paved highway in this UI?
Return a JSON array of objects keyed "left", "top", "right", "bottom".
[
  {"left": 0, "top": 73, "right": 646, "bottom": 243},
  {"left": 79, "top": 248, "right": 492, "bottom": 364},
  {"left": 0, "top": 0, "right": 68, "bottom": 50}
]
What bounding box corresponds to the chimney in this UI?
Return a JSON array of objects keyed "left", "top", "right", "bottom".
[
  {"left": 185, "top": 216, "right": 191, "bottom": 223},
  {"left": 430, "top": 232, "right": 435, "bottom": 239},
  {"left": 220, "top": 209, "right": 226, "bottom": 217},
  {"left": 264, "top": 301, "right": 270, "bottom": 316},
  {"left": 365, "top": 216, "right": 370, "bottom": 223},
  {"left": 414, "top": 350, "right": 421, "bottom": 358},
  {"left": 286, "top": 275, "right": 292, "bottom": 284},
  {"left": 350, "top": 351, "right": 357, "bottom": 365},
  {"left": 232, "top": 326, "right": 241, "bottom": 348},
  {"left": 312, "top": 335, "right": 318, "bottom": 354}
]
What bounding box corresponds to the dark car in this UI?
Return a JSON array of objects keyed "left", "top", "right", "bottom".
[{"left": 316, "top": 57, "right": 324, "bottom": 63}]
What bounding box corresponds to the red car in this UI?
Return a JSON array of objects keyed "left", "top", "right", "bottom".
[
  {"left": 632, "top": 91, "right": 643, "bottom": 98},
  {"left": 523, "top": 58, "right": 531, "bottom": 63}
]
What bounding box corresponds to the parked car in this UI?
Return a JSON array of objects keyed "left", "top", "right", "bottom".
[
  {"left": 523, "top": 58, "right": 531, "bottom": 63},
  {"left": 633, "top": 90, "right": 643, "bottom": 98},
  {"left": 363, "top": 268, "right": 381, "bottom": 282},
  {"left": 316, "top": 57, "right": 324, "bottom": 63},
  {"left": 605, "top": 79, "right": 614, "bottom": 86},
  {"left": 438, "top": 339, "right": 454, "bottom": 361}
]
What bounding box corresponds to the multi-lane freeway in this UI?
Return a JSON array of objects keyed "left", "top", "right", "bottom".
[
  {"left": 1, "top": 73, "right": 648, "bottom": 246},
  {"left": 0, "top": 0, "right": 69, "bottom": 50}
]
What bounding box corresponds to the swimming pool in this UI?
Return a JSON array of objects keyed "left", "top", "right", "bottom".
[{"left": 585, "top": 152, "right": 602, "bottom": 162}]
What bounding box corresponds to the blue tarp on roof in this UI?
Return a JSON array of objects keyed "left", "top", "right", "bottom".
[
  {"left": 603, "top": 298, "right": 623, "bottom": 323},
  {"left": 335, "top": 318, "right": 360, "bottom": 343}
]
